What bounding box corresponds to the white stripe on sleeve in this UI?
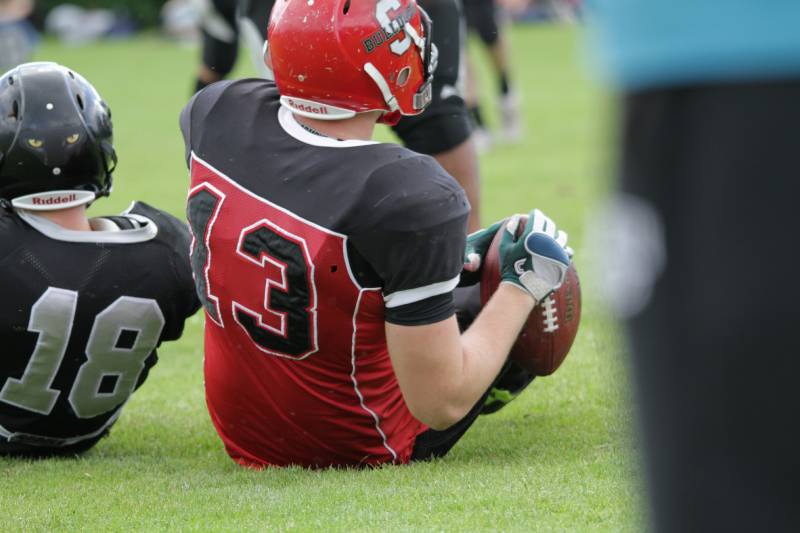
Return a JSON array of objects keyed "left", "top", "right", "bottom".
[{"left": 383, "top": 275, "right": 460, "bottom": 309}]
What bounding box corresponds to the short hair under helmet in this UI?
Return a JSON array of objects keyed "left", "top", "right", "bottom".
[
  {"left": 267, "top": 0, "right": 437, "bottom": 123},
  {"left": 0, "top": 62, "right": 117, "bottom": 210}
]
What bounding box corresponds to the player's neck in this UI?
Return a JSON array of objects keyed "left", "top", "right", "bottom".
[
  {"left": 27, "top": 206, "right": 92, "bottom": 231},
  {"left": 294, "top": 111, "right": 381, "bottom": 141}
]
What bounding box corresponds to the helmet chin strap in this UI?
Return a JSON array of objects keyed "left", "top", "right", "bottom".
[
  {"left": 404, "top": 23, "right": 425, "bottom": 51},
  {"left": 261, "top": 39, "right": 275, "bottom": 81},
  {"left": 364, "top": 62, "right": 400, "bottom": 113}
]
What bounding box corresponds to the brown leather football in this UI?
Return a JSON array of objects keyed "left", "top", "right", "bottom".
[{"left": 479, "top": 216, "right": 582, "bottom": 376}]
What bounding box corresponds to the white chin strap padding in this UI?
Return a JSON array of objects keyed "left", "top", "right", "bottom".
[
  {"left": 364, "top": 62, "right": 400, "bottom": 113},
  {"left": 404, "top": 23, "right": 425, "bottom": 50},
  {"left": 260, "top": 38, "right": 275, "bottom": 81}
]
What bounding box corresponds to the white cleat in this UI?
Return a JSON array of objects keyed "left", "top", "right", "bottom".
[
  {"left": 472, "top": 127, "right": 493, "bottom": 154},
  {"left": 498, "top": 92, "right": 524, "bottom": 143}
]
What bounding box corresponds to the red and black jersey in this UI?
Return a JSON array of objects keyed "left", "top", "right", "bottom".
[
  {"left": 180, "top": 79, "right": 469, "bottom": 467},
  {"left": 0, "top": 202, "right": 199, "bottom": 454}
]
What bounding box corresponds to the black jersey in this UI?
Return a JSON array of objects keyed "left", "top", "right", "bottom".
[
  {"left": 180, "top": 79, "right": 469, "bottom": 466},
  {"left": 0, "top": 202, "right": 199, "bottom": 453}
]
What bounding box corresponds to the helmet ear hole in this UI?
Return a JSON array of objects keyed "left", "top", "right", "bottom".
[
  {"left": 76, "top": 94, "right": 84, "bottom": 111},
  {"left": 10, "top": 100, "right": 19, "bottom": 120},
  {"left": 397, "top": 67, "right": 411, "bottom": 87},
  {"left": 343, "top": 0, "right": 350, "bottom": 14}
]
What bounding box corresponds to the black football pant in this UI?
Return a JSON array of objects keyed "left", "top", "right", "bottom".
[
  {"left": 620, "top": 81, "right": 800, "bottom": 533},
  {"left": 393, "top": 0, "right": 474, "bottom": 155},
  {"left": 199, "top": 0, "right": 239, "bottom": 86},
  {"left": 197, "top": 0, "right": 272, "bottom": 93},
  {"left": 463, "top": 0, "right": 500, "bottom": 46}
]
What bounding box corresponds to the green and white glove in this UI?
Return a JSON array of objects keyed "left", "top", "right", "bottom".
[
  {"left": 499, "top": 209, "right": 571, "bottom": 302},
  {"left": 458, "top": 220, "right": 503, "bottom": 287}
]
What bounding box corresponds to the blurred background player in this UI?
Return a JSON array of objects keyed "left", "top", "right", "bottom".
[
  {"left": 193, "top": 0, "right": 238, "bottom": 92},
  {"left": 181, "top": 0, "right": 571, "bottom": 467},
  {"left": 390, "top": 0, "right": 482, "bottom": 232},
  {"left": 588, "top": 1, "right": 800, "bottom": 531},
  {"left": 0, "top": 62, "right": 199, "bottom": 457},
  {"left": 192, "top": 0, "right": 483, "bottom": 232},
  {"left": 463, "top": 0, "right": 522, "bottom": 149},
  {"left": 192, "top": 0, "right": 270, "bottom": 92},
  {"left": 0, "top": 0, "right": 38, "bottom": 73}
]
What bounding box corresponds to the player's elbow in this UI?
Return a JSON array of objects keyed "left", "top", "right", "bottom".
[{"left": 407, "top": 398, "right": 472, "bottom": 431}]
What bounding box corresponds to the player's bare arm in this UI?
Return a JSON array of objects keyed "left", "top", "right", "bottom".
[
  {"left": 387, "top": 284, "right": 533, "bottom": 429},
  {"left": 387, "top": 210, "right": 571, "bottom": 430}
]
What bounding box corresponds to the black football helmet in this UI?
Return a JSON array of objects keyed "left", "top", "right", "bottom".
[{"left": 0, "top": 62, "right": 116, "bottom": 208}]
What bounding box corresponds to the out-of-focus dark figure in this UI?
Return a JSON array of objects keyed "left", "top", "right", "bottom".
[
  {"left": 0, "top": 0, "right": 38, "bottom": 73},
  {"left": 588, "top": 1, "right": 800, "bottom": 532},
  {"left": 463, "top": 0, "right": 522, "bottom": 151},
  {"left": 192, "top": 0, "right": 271, "bottom": 93}
]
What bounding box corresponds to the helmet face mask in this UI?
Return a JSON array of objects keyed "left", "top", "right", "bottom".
[
  {"left": 411, "top": 5, "right": 435, "bottom": 112},
  {"left": 268, "top": 0, "right": 437, "bottom": 121},
  {"left": 0, "top": 62, "right": 116, "bottom": 208}
]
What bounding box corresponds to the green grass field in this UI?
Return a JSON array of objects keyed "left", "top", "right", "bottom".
[{"left": 1, "top": 25, "right": 643, "bottom": 531}]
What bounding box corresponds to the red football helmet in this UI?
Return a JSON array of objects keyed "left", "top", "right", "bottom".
[{"left": 267, "top": 0, "right": 436, "bottom": 123}]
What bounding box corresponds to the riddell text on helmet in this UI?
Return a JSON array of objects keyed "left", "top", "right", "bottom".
[
  {"left": 32, "top": 193, "right": 78, "bottom": 206},
  {"left": 286, "top": 99, "right": 328, "bottom": 115}
]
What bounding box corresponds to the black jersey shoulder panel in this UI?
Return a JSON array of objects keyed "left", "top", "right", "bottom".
[
  {"left": 182, "top": 79, "right": 469, "bottom": 298},
  {"left": 126, "top": 201, "right": 201, "bottom": 338}
]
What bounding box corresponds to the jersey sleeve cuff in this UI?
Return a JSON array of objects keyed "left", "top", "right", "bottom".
[
  {"left": 384, "top": 292, "right": 456, "bottom": 326},
  {"left": 383, "top": 275, "right": 460, "bottom": 309}
]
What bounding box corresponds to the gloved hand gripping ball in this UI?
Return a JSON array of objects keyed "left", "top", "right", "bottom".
[
  {"left": 459, "top": 220, "right": 503, "bottom": 287},
  {"left": 479, "top": 210, "right": 581, "bottom": 376}
]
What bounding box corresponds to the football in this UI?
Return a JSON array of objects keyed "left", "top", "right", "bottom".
[{"left": 479, "top": 216, "right": 582, "bottom": 376}]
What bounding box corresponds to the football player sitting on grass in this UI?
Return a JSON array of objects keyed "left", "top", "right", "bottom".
[
  {"left": 181, "top": 0, "right": 571, "bottom": 468},
  {"left": 0, "top": 62, "right": 199, "bottom": 457}
]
